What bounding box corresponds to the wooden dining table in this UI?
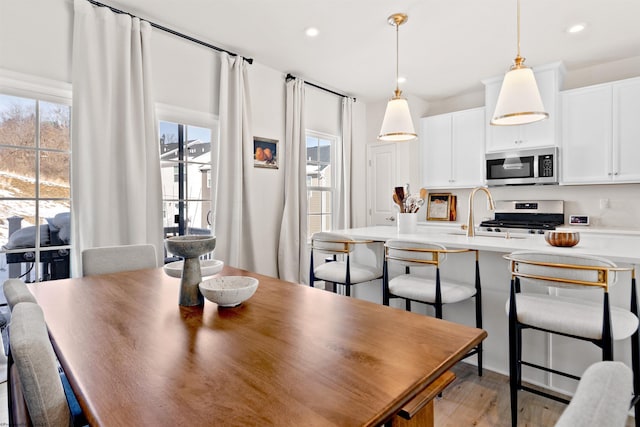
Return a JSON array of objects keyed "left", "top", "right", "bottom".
[{"left": 27, "top": 266, "right": 486, "bottom": 427}]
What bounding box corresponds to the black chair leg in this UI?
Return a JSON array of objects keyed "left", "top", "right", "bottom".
[
  {"left": 477, "top": 342, "right": 483, "bottom": 377},
  {"left": 508, "top": 279, "right": 519, "bottom": 427}
]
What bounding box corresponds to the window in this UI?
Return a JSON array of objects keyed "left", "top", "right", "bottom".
[
  {"left": 159, "top": 120, "right": 213, "bottom": 257},
  {"left": 0, "top": 93, "right": 72, "bottom": 282},
  {"left": 306, "top": 131, "right": 337, "bottom": 240}
]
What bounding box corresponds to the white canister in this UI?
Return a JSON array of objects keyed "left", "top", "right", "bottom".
[{"left": 397, "top": 212, "right": 418, "bottom": 234}]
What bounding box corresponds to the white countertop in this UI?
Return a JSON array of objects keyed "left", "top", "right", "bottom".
[{"left": 335, "top": 225, "right": 640, "bottom": 265}]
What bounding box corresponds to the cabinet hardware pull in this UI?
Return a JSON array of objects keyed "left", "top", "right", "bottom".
[{"left": 385, "top": 216, "right": 396, "bottom": 222}]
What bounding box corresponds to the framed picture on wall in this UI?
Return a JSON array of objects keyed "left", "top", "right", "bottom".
[
  {"left": 427, "top": 193, "right": 457, "bottom": 221},
  {"left": 253, "top": 137, "right": 278, "bottom": 169}
]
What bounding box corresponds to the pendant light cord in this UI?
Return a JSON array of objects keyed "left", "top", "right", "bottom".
[
  {"left": 395, "top": 22, "right": 400, "bottom": 94},
  {"left": 516, "top": 0, "right": 521, "bottom": 59}
]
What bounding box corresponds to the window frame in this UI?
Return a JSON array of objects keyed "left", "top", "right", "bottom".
[
  {"left": 305, "top": 130, "right": 339, "bottom": 240},
  {"left": 0, "top": 69, "right": 73, "bottom": 282},
  {"left": 156, "top": 104, "right": 218, "bottom": 241}
]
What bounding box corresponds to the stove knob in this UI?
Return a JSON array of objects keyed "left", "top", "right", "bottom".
[
  {"left": 494, "top": 228, "right": 501, "bottom": 233},
  {"left": 486, "top": 227, "right": 493, "bottom": 232},
  {"left": 538, "top": 230, "right": 545, "bottom": 235},
  {"left": 528, "top": 229, "right": 536, "bottom": 234}
]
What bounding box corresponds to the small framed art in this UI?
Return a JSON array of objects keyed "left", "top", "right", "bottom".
[
  {"left": 426, "top": 193, "right": 457, "bottom": 221},
  {"left": 253, "top": 137, "right": 278, "bottom": 169}
]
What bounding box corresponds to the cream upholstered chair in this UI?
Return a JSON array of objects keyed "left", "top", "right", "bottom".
[
  {"left": 9, "top": 302, "right": 71, "bottom": 427},
  {"left": 383, "top": 240, "right": 484, "bottom": 375},
  {"left": 555, "top": 361, "right": 633, "bottom": 427},
  {"left": 82, "top": 243, "right": 157, "bottom": 276},
  {"left": 309, "top": 232, "right": 382, "bottom": 297},
  {"left": 3, "top": 279, "right": 37, "bottom": 311},
  {"left": 505, "top": 251, "right": 639, "bottom": 427}
]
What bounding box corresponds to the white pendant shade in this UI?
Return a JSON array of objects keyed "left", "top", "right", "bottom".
[
  {"left": 378, "top": 96, "right": 417, "bottom": 142},
  {"left": 491, "top": 66, "right": 548, "bottom": 126}
]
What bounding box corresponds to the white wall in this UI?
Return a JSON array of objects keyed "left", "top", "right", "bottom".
[{"left": 0, "top": 0, "right": 359, "bottom": 278}]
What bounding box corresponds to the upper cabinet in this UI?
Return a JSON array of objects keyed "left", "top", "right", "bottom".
[
  {"left": 421, "top": 107, "right": 485, "bottom": 189},
  {"left": 483, "top": 62, "right": 565, "bottom": 153},
  {"left": 561, "top": 77, "right": 640, "bottom": 184}
]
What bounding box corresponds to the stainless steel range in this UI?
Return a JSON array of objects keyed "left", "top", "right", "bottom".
[{"left": 479, "top": 200, "right": 564, "bottom": 235}]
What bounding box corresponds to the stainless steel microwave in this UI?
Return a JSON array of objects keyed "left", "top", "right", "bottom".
[{"left": 485, "top": 147, "right": 559, "bottom": 186}]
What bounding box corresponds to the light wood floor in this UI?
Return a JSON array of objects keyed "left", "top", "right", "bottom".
[{"left": 435, "top": 363, "right": 635, "bottom": 427}]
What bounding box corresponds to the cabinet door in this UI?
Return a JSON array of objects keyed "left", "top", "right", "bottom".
[
  {"left": 612, "top": 78, "right": 640, "bottom": 182},
  {"left": 422, "top": 114, "right": 453, "bottom": 188},
  {"left": 561, "top": 85, "right": 612, "bottom": 184},
  {"left": 452, "top": 107, "right": 485, "bottom": 187}
]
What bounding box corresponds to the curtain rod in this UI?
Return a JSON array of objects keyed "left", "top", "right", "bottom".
[
  {"left": 286, "top": 74, "right": 356, "bottom": 102},
  {"left": 87, "top": 0, "right": 253, "bottom": 64}
]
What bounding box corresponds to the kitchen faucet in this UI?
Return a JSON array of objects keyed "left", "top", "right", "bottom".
[{"left": 466, "top": 186, "right": 495, "bottom": 237}]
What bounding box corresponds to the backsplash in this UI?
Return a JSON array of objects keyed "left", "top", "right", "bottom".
[{"left": 420, "top": 183, "right": 640, "bottom": 231}]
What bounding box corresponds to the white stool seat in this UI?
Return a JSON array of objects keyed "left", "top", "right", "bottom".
[
  {"left": 390, "top": 275, "right": 476, "bottom": 304},
  {"left": 314, "top": 261, "right": 381, "bottom": 285},
  {"left": 506, "top": 293, "right": 639, "bottom": 341}
]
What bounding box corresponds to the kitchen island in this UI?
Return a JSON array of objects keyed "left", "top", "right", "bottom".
[{"left": 331, "top": 225, "right": 640, "bottom": 398}]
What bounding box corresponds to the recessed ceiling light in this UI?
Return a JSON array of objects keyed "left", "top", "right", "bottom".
[
  {"left": 567, "top": 23, "right": 586, "bottom": 34},
  {"left": 305, "top": 27, "right": 319, "bottom": 37},
  {"left": 397, "top": 76, "right": 407, "bottom": 84}
]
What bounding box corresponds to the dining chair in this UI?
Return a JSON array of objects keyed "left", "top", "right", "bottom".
[
  {"left": 3, "top": 278, "right": 37, "bottom": 311},
  {"left": 383, "top": 239, "right": 484, "bottom": 375},
  {"left": 309, "top": 232, "right": 383, "bottom": 297},
  {"left": 82, "top": 243, "right": 157, "bottom": 276},
  {"left": 554, "top": 361, "right": 632, "bottom": 427},
  {"left": 9, "top": 301, "right": 71, "bottom": 426},
  {"left": 505, "top": 251, "right": 639, "bottom": 427}
]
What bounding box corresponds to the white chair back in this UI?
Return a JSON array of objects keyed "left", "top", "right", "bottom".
[
  {"left": 385, "top": 239, "right": 447, "bottom": 268},
  {"left": 10, "top": 302, "right": 70, "bottom": 426},
  {"left": 82, "top": 243, "right": 157, "bottom": 276},
  {"left": 506, "top": 251, "right": 618, "bottom": 291}
]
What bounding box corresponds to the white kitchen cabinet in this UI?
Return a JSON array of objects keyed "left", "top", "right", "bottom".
[
  {"left": 483, "top": 62, "right": 565, "bottom": 153},
  {"left": 561, "top": 76, "right": 640, "bottom": 184},
  {"left": 421, "top": 107, "right": 485, "bottom": 188}
]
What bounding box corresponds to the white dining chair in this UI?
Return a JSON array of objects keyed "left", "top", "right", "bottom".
[
  {"left": 82, "top": 243, "right": 157, "bottom": 276},
  {"left": 3, "top": 279, "right": 36, "bottom": 311},
  {"left": 505, "top": 251, "right": 639, "bottom": 427},
  {"left": 9, "top": 302, "right": 71, "bottom": 426},
  {"left": 554, "top": 361, "right": 632, "bottom": 427}
]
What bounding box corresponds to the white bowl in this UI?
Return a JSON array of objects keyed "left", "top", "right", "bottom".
[
  {"left": 163, "top": 259, "right": 224, "bottom": 278},
  {"left": 199, "top": 276, "right": 259, "bottom": 307}
]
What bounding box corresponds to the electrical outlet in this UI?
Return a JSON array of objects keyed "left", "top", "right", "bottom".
[{"left": 599, "top": 198, "right": 609, "bottom": 209}]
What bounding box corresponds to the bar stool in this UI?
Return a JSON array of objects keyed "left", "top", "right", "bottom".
[
  {"left": 504, "top": 251, "right": 639, "bottom": 427},
  {"left": 309, "top": 232, "right": 383, "bottom": 297},
  {"left": 383, "top": 239, "right": 483, "bottom": 375}
]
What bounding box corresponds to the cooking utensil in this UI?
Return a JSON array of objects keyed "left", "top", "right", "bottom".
[
  {"left": 393, "top": 193, "right": 405, "bottom": 213},
  {"left": 420, "top": 188, "right": 427, "bottom": 201},
  {"left": 394, "top": 186, "right": 405, "bottom": 206}
]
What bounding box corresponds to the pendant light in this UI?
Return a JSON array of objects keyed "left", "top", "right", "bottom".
[
  {"left": 491, "top": 0, "right": 548, "bottom": 126},
  {"left": 378, "top": 13, "right": 417, "bottom": 142}
]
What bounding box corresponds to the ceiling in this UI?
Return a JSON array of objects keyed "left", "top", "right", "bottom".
[{"left": 102, "top": 0, "right": 639, "bottom": 103}]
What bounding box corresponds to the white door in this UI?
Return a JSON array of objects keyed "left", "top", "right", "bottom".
[{"left": 367, "top": 143, "right": 397, "bottom": 226}]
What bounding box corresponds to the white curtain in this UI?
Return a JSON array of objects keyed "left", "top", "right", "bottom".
[
  {"left": 335, "top": 97, "right": 353, "bottom": 230},
  {"left": 70, "top": 0, "right": 163, "bottom": 276},
  {"left": 278, "top": 78, "right": 307, "bottom": 283},
  {"left": 212, "top": 52, "right": 256, "bottom": 270}
]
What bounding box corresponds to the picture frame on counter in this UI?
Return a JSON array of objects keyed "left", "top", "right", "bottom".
[
  {"left": 253, "top": 137, "right": 278, "bottom": 169},
  {"left": 427, "top": 193, "right": 457, "bottom": 221}
]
